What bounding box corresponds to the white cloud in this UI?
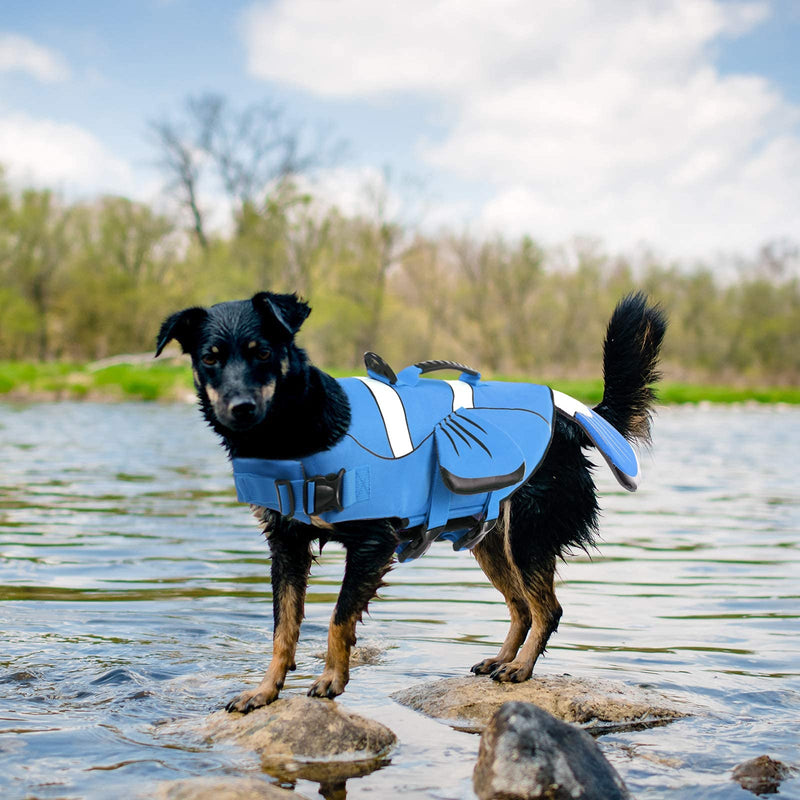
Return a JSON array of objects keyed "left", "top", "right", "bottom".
[
  {"left": 242, "top": 0, "right": 769, "bottom": 99},
  {"left": 301, "top": 165, "right": 422, "bottom": 222},
  {"left": 0, "top": 111, "right": 137, "bottom": 196},
  {"left": 240, "top": 0, "right": 800, "bottom": 257},
  {"left": 0, "top": 32, "right": 70, "bottom": 83}
]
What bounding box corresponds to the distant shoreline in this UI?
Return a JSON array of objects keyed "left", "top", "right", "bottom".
[{"left": 1, "top": 360, "right": 798, "bottom": 405}]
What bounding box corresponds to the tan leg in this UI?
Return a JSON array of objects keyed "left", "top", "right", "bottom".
[
  {"left": 471, "top": 514, "right": 532, "bottom": 674},
  {"left": 472, "top": 503, "right": 563, "bottom": 682},
  {"left": 308, "top": 617, "right": 356, "bottom": 699},
  {"left": 227, "top": 530, "right": 312, "bottom": 713},
  {"left": 490, "top": 566, "right": 562, "bottom": 683},
  {"left": 308, "top": 524, "right": 397, "bottom": 699}
]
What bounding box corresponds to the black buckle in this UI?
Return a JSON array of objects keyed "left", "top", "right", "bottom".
[
  {"left": 397, "top": 528, "right": 440, "bottom": 562},
  {"left": 275, "top": 480, "right": 295, "bottom": 518},
  {"left": 451, "top": 518, "right": 496, "bottom": 551},
  {"left": 306, "top": 469, "right": 345, "bottom": 515}
]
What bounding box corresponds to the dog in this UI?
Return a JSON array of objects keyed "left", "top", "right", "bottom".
[{"left": 156, "top": 291, "right": 666, "bottom": 713}]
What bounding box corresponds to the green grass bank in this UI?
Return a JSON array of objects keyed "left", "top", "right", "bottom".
[{"left": 0, "top": 360, "right": 798, "bottom": 405}]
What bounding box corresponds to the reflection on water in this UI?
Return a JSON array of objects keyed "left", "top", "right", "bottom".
[{"left": 0, "top": 402, "right": 798, "bottom": 799}]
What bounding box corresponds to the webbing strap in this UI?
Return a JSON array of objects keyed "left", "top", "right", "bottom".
[
  {"left": 425, "top": 467, "right": 452, "bottom": 532},
  {"left": 233, "top": 462, "right": 371, "bottom": 522}
]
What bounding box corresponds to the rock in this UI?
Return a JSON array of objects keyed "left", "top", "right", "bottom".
[
  {"left": 473, "top": 701, "right": 632, "bottom": 800},
  {"left": 155, "top": 776, "right": 301, "bottom": 800},
  {"left": 732, "top": 755, "right": 792, "bottom": 795},
  {"left": 311, "top": 644, "right": 389, "bottom": 666},
  {"left": 0, "top": 670, "right": 38, "bottom": 683},
  {"left": 391, "top": 674, "right": 686, "bottom": 734},
  {"left": 202, "top": 695, "right": 396, "bottom": 783}
]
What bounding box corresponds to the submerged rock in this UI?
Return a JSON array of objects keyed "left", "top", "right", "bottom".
[
  {"left": 155, "top": 776, "right": 301, "bottom": 799},
  {"left": 311, "top": 644, "right": 390, "bottom": 666},
  {"left": 391, "top": 674, "right": 686, "bottom": 734},
  {"left": 202, "top": 695, "right": 396, "bottom": 783},
  {"left": 473, "top": 701, "right": 632, "bottom": 800},
  {"left": 732, "top": 755, "right": 792, "bottom": 796}
]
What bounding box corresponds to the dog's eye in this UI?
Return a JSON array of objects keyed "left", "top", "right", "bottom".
[
  {"left": 255, "top": 348, "right": 272, "bottom": 362},
  {"left": 201, "top": 354, "right": 219, "bottom": 366}
]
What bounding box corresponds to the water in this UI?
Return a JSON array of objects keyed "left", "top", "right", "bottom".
[{"left": 0, "top": 401, "right": 798, "bottom": 799}]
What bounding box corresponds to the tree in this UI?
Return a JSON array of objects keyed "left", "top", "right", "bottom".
[
  {"left": 151, "top": 119, "right": 208, "bottom": 250},
  {"left": 151, "top": 93, "right": 339, "bottom": 249},
  {"left": 0, "top": 188, "right": 71, "bottom": 359},
  {"left": 56, "top": 196, "right": 181, "bottom": 359}
]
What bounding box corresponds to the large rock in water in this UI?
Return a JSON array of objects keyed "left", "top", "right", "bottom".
[
  {"left": 732, "top": 756, "right": 792, "bottom": 795},
  {"left": 202, "top": 696, "right": 396, "bottom": 783},
  {"left": 473, "top": 702, "right": 632, "bottom": 800},
  {"left": 391, "top": 674, "right": 686, "bottom": 734}
]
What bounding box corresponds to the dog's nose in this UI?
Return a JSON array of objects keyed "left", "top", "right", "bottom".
[{"left": 229, "top": 398, "right": 257, "bottom": 422}]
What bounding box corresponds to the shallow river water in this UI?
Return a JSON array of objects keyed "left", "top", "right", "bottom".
[{"left": 0, "top": 401, "right": 798, "bottom": 799}]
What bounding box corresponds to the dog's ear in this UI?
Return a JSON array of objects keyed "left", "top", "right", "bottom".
[
  {"left": 155, "top": 307, "right": 208, "bottom": 357},
  {"left": 252, "top": 292, "right": 311, "bottom": 338}
]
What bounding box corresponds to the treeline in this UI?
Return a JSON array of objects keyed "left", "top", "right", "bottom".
[{"left": 0, "top": 170, "right": 798, "bottom": 384}]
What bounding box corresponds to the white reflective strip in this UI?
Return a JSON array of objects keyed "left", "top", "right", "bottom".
[
  {"left": 356, "top": 377, "right": 414, "bottom": 457},
  {"left": 446, "top": 379, "right": 474, "bottom": 411},
  {"left": 552, "top": 388, "right": 591, "bottom": 419}
]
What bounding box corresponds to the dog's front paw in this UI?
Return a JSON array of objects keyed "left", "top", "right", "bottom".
[
  {"left": 471, "top": 657, "right": 506, "bottom": 675},
  {"left": 225, "top": 683, "right": 280, "bottom": 713},
  {"left": 490, "top": 661, "right": 533, "bottom": 683},
  {"left": 307, "top": 669, "right": 347, "bottom": 699}
]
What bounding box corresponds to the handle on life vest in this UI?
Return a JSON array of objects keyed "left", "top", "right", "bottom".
[
  {"left": 364, "top": 352, "right": 482, "bottom": 386},
  {"left": 414, "top": 359, "right": 481, "bottom": 379},
  {"left": 364, "top": 352, "right": 398, "bottom": 384}
]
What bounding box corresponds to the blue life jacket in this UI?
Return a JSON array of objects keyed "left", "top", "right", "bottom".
[{"left": 232, "top": 357, "right": 640, "bottom": 561}]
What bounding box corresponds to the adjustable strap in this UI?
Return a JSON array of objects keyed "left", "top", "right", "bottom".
[
  {"left": 425, "top": 467, "right": 452, "bottom": 532},
  {"left": 397, "top": 467, "right": 452, "bottom": 562},
  {"left": 233, "top": 458, "right": 370, "bottom": 522}
]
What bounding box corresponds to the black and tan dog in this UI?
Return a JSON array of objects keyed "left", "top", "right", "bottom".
[{"left": 156, "top": 291, "right": 666, "bottom": 713}]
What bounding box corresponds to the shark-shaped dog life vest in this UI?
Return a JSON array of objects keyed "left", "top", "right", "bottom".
[{"left": 231, "top": 356, "right": 640, "bottom": 561}]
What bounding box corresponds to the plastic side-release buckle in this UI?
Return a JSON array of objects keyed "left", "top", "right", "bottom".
[
  {"left": 451, "top": 517, "right": 496, "bottom": 551},
  {"left": 306, "top": 469, "right": 345, "bottom": 515},
  {"left": 275, "top": 480, "right": 296, "bottom": 518},
  {"left": 451, "top": 491, "right": 501, "bottom": 550},
  {"left": 396, "top": 528, "right": 440, "bottom": 562}
]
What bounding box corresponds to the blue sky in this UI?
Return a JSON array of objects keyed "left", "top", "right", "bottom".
[{"left": 1, "top": 0, "right": 798, "bottom": 260}]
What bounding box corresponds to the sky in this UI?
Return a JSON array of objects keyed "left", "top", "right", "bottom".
[{"left": 1, "top": 0, "right": 799, "bottom": 261}]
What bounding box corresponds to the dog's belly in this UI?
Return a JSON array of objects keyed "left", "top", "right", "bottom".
[{"left": 250, "top": 503, "right": 335, "bottom": 531}]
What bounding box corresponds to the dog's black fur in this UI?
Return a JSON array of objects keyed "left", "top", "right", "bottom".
[{"left": 156, "top": 291, "right": 666, "bottom": 712}]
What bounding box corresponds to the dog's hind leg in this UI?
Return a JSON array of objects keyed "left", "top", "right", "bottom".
[
  {"left": 486, "top": 429, "right": 595, "bottom": 683},
  {"left": 308, "top": 521, "right": 397, "bottom": 699},
  {"left": 226, "top": 523, "right": 313, "bottom": 713},
  {"left": 489, "top": 559, "right": 562, "bottom": 683},
  {"left": 470, "top": 512, "right": 532, "bottom": 675}
]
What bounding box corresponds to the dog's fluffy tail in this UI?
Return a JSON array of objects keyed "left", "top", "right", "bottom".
[{"left": 593, "top": 292, "right": 667, "bottom": 444}]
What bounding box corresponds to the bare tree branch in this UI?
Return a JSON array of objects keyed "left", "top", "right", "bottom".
[{"left": 150, "top": 120, "right": 208, "bottom": 250}]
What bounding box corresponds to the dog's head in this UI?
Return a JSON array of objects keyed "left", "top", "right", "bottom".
[{"left": 156, "top": 292, "right": 311, "bottom": 433}]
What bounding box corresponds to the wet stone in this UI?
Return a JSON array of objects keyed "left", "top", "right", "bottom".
[
  {"left": 202, "top": 695, "right": 396, "bottom": 783},
  {"left": 391, "top": 674, "right": 687, "bottom": 734},
  {"left": 732, "top": 755, "right": 792, "bottom": 796},
  {"left": 155, "top": 776, "right": 301, "bottom": 799},
  {"left": 473, "top": 701, "right": 632, "bottom": 800},
  {"left": 0, "top": 670, "right": 39, "bottom": 684},
  {"left": 311, "top": 643, "right": 390, "bottom": 667}
]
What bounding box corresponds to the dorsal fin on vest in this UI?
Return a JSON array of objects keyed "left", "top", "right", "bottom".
[{"left": 435, "top": 408, "right": 526, "bottom": 494}]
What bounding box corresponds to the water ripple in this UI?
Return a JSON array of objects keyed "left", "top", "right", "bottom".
[{"left": 0, "top": 402, "right": 798, "bottom": 799}]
